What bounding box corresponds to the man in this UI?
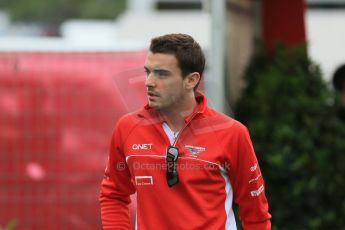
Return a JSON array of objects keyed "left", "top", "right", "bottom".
[{"left": 100, "top": 33, "right": 271, "bottom": 229}]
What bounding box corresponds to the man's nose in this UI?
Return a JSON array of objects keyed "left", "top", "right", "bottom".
[{"left": 145, "top": 73, "right": 156, "bottom": 88}]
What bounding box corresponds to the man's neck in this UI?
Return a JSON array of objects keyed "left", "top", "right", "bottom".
[{"left": 160, "top": 93, "right": 198, "bottom": 133}]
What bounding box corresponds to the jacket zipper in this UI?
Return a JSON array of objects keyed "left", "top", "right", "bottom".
[{"left": 172, "top": 111, "right": 199, "bottom": 147}]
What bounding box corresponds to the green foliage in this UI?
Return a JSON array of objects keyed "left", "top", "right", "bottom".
[
  {"left": 0, "top": 219, "right": 18, "bottom": 230},
  {"left": 235, "top": 42, "right": 345, "bottom": 229},
  {"left": 0, "top": 0, "right": 126, "bottom": 24}
]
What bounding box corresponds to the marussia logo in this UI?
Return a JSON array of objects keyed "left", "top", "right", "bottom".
[{"left": 185, "top": 145, "right": 206, "bottom": 155}]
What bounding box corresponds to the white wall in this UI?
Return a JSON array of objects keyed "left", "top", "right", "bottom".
[{"left": 306, "top": 9, "right": 345, "bottom": 82}]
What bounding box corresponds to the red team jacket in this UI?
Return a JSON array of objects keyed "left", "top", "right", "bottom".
[{"left": 100, "top": 93, "right": 271, "bottom": 229}]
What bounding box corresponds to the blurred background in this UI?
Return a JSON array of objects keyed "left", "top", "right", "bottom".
[{"left": 0, "top": 0, "right": 345, "bottom": 229}]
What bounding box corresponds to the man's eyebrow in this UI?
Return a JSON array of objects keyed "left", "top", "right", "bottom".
[
  {"left": 153, "top": 68, "right": 171, "bottom": 73},
  {"left": 144, "top": 66, "right": 171, "bottom": 73}
]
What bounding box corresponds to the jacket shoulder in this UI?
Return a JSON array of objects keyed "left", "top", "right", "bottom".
[
  {"left": 204, "top": 107, "right": 248, "bottom": 133},
  {"left": 112, "top": 109, "right": 146, "bottom": 141},
  {"left": 117, "top": 109, "right": 144, "bottom": 127}
]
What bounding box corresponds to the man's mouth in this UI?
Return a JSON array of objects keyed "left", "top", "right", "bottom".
[{"left": 147, "top": 92, "right": 159, "bottom": 97}]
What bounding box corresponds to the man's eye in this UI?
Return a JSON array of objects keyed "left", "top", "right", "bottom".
[{"left": 156, "top": 71, "right": 169, "bottom": 78}]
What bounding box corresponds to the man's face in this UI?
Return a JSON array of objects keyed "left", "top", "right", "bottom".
[{"left": 144, "top": 52, "right": 187, "bottom": 111}]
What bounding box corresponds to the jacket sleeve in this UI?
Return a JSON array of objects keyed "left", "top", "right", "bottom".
[
  {"left": 99, "top": 121, "right": 136, "bottom": 230},
  {"left": 228, "top": 123, "right": 271, "bottom": 230}
]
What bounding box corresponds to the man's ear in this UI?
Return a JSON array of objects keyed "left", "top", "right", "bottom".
[{"left": 184, "top": 72, "right": 200, "bottom": 90}]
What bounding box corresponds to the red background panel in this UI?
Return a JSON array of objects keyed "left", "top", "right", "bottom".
[
  {"left": 0, "top": 52, "right": 147, "bottom": 229},
  {"left": 263, "top": 0, "right": 306, "bottom": 52}
]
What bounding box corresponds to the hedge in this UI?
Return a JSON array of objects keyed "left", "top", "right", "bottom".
[{"left": 235, "top": 43, "right": 345, "bottom": 230}]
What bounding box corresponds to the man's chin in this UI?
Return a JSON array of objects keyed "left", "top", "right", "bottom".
[{"left": 148, "top": 102, "right": 161, "bottom": 109}]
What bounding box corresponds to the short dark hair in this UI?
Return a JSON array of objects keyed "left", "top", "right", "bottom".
[
  {"left": 149, "top": 33, "right": 205, "bottom": 89},
  {"left": 333, "top": 64, "right": 345, "bottom": 91}
]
